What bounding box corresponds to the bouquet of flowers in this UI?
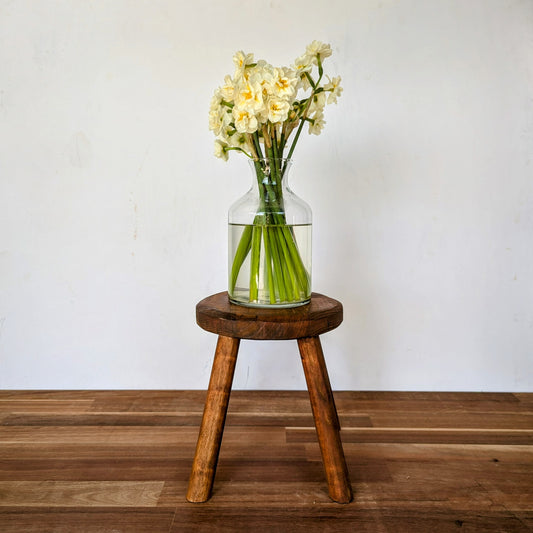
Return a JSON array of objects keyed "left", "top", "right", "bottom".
[{"left": 209, "top": 41, "right": 342, "bottom": 306}]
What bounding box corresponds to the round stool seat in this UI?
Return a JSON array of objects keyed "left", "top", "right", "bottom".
[{"left": 196, "top": 291, "right": 343, "bottom": 340}]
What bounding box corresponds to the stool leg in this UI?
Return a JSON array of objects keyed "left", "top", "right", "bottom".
[
  {"left": 298, "top": 336, "right": 353, "bottom": 504},
  {"left": 187, "top": 335, "right": 240, "bottom": 503}
]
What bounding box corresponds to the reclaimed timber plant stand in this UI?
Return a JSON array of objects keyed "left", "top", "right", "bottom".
[{"left": 186, "top": 291, "right": 353, "bottom": 504}]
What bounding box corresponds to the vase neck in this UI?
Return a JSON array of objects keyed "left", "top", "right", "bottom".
[{"left": 249, "top": 158, "right": 292, "bottom": 187}]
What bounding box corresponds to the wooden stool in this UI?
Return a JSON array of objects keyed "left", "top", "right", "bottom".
[{"left": 186, "top": 292, "right": 353, "bottom": 504}]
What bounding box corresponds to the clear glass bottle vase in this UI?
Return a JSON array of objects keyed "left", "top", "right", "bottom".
[{"left": 228, "top": 158, "right": 312, "bottom": 308}]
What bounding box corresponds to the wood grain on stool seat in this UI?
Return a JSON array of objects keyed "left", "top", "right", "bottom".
[{"left": 196, "top": 292, "right": 343, "bottom": 340}]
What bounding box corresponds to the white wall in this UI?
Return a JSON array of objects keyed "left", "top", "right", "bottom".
[{"left": 1, "top": 0, "right": 532, "bottom": 391}]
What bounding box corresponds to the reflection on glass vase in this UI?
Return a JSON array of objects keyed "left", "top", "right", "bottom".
[{"left": 228, "top": 158, "right": 312, "bottom": 308}]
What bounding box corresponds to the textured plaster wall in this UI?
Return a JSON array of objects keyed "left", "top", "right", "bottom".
[{"left": 0, "top": 0, "right": 532, "bottom": 390}]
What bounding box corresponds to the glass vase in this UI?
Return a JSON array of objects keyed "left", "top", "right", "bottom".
[{"left": 228, "top": 158, "right": 312, "bottom": 308}]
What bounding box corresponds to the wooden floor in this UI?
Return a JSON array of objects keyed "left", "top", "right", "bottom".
[{"left": 0, "top": 390, "right": 532, "bottom": 532}]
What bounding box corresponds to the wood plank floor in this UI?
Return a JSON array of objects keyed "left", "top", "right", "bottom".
[{"left": 0, "top": 390, "right": 531, "bottom": 532}]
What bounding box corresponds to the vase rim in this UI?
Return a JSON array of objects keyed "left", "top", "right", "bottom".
[
  {"left": 250, "top": 157, "right": 292, "bottom": 162},
  {"left": 248, "top": 158, "right": 293, "bottom": 173}
]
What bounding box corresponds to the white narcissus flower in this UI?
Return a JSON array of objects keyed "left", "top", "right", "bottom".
[
  {"left": 305, "top": 40, "right": 332, "bottom": 63},
  {"left": 267, "top": 97, "right": 290, "bottom": 123},
  {"left": 234, "top": 78, "right": 264, "bottom": 114},
  {"left": 214, "top": 139, "right": 229, "bottom": 161},
  {"left": 233, "top": 107, "right": 259, "bottom": 134},
  {"left": 267, "top": 67, "right": 298, "bottom": 101},
  {"left": 241, "top": 59, "right": 268, "bottom": 77},
  {"left": 208, "top": 94, "right": 221, "bottom": 129},
  {"left": 228, "top": 131, "right": 249, "bottom": 150},
  {"left": 208, "top": 94, "right": 232, "bottom": 136},
  {"left": 308, "top": 111, "right": 325, "bottom": 135},
  {"left": 233, "top": 51, "right": 255, "bottom": 78},
  {"left": 248, "top": 63, "right": 273, "bottom": 110},
  {"left": 219, "top": 75, "right": 235, "bottom": 102},
  {"left": 308, "top": 91, "right": 326, "bottom": 115},
  {"left": 220, "top": 123, "right": 237, "bottom": 143},
  {"left": 293, "top": 53, "right": 313, "bottom": 77},
  {"left": 324, "top": 76, "right": 343, "bottom": 104},
  {"left": 251, "top": 60, "right": 271, "bottom": 77}
]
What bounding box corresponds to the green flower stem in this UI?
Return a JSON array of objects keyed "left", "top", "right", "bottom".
[
  {"left": 274, "top": 226, "right": 300, "bottom": 300},
  {"left": 278, "top": 132, "right": 286, "bottom": 161},
  {"left": 317, "top": 54, "right": 323, "bottom": 77},
  {"left": 281, "top": 225, "right": 309, "bottom": 293},
  {"left": 252, "top": 132, "right": 264, "bottom": 160},
  {"left": 286, "top": 120, "right": 306, "bottom": 161},
  {"left": 262, "top": 226, "right": 276, "bottom": 304},
  {"left": 249, "top": 225, "right": 262, "bottom": 301},
  {"left": 271, "top": 131, "right": 280, "bottom": 164},
  {"left": 230, "top": 224, "right": 252, "bottom": 292},
  {"left": 268, "top": 227, "right": 288, "bottom": 302},
  {"left": 273, "top": 227, "right": 296, "bottom": 298}
]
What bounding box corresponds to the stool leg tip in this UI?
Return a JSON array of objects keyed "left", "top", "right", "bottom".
[
  {"left": 331, "top": 492, "right": 353, "bottom": 504},
  {"left": 186, "top": 487, "right": 211, "bottom": 503}
]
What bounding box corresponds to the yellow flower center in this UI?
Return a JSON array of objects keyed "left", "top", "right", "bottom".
[{"left": 242, "top": 85, "right": 253, "bottom": 101}]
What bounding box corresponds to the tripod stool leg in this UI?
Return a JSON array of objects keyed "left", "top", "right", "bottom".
[
  {"left": 298, "top": 336, "right": 353, "bottom": 504},
  {"left": 187, "top": 335, "right": 240, "bottom": 503}
]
